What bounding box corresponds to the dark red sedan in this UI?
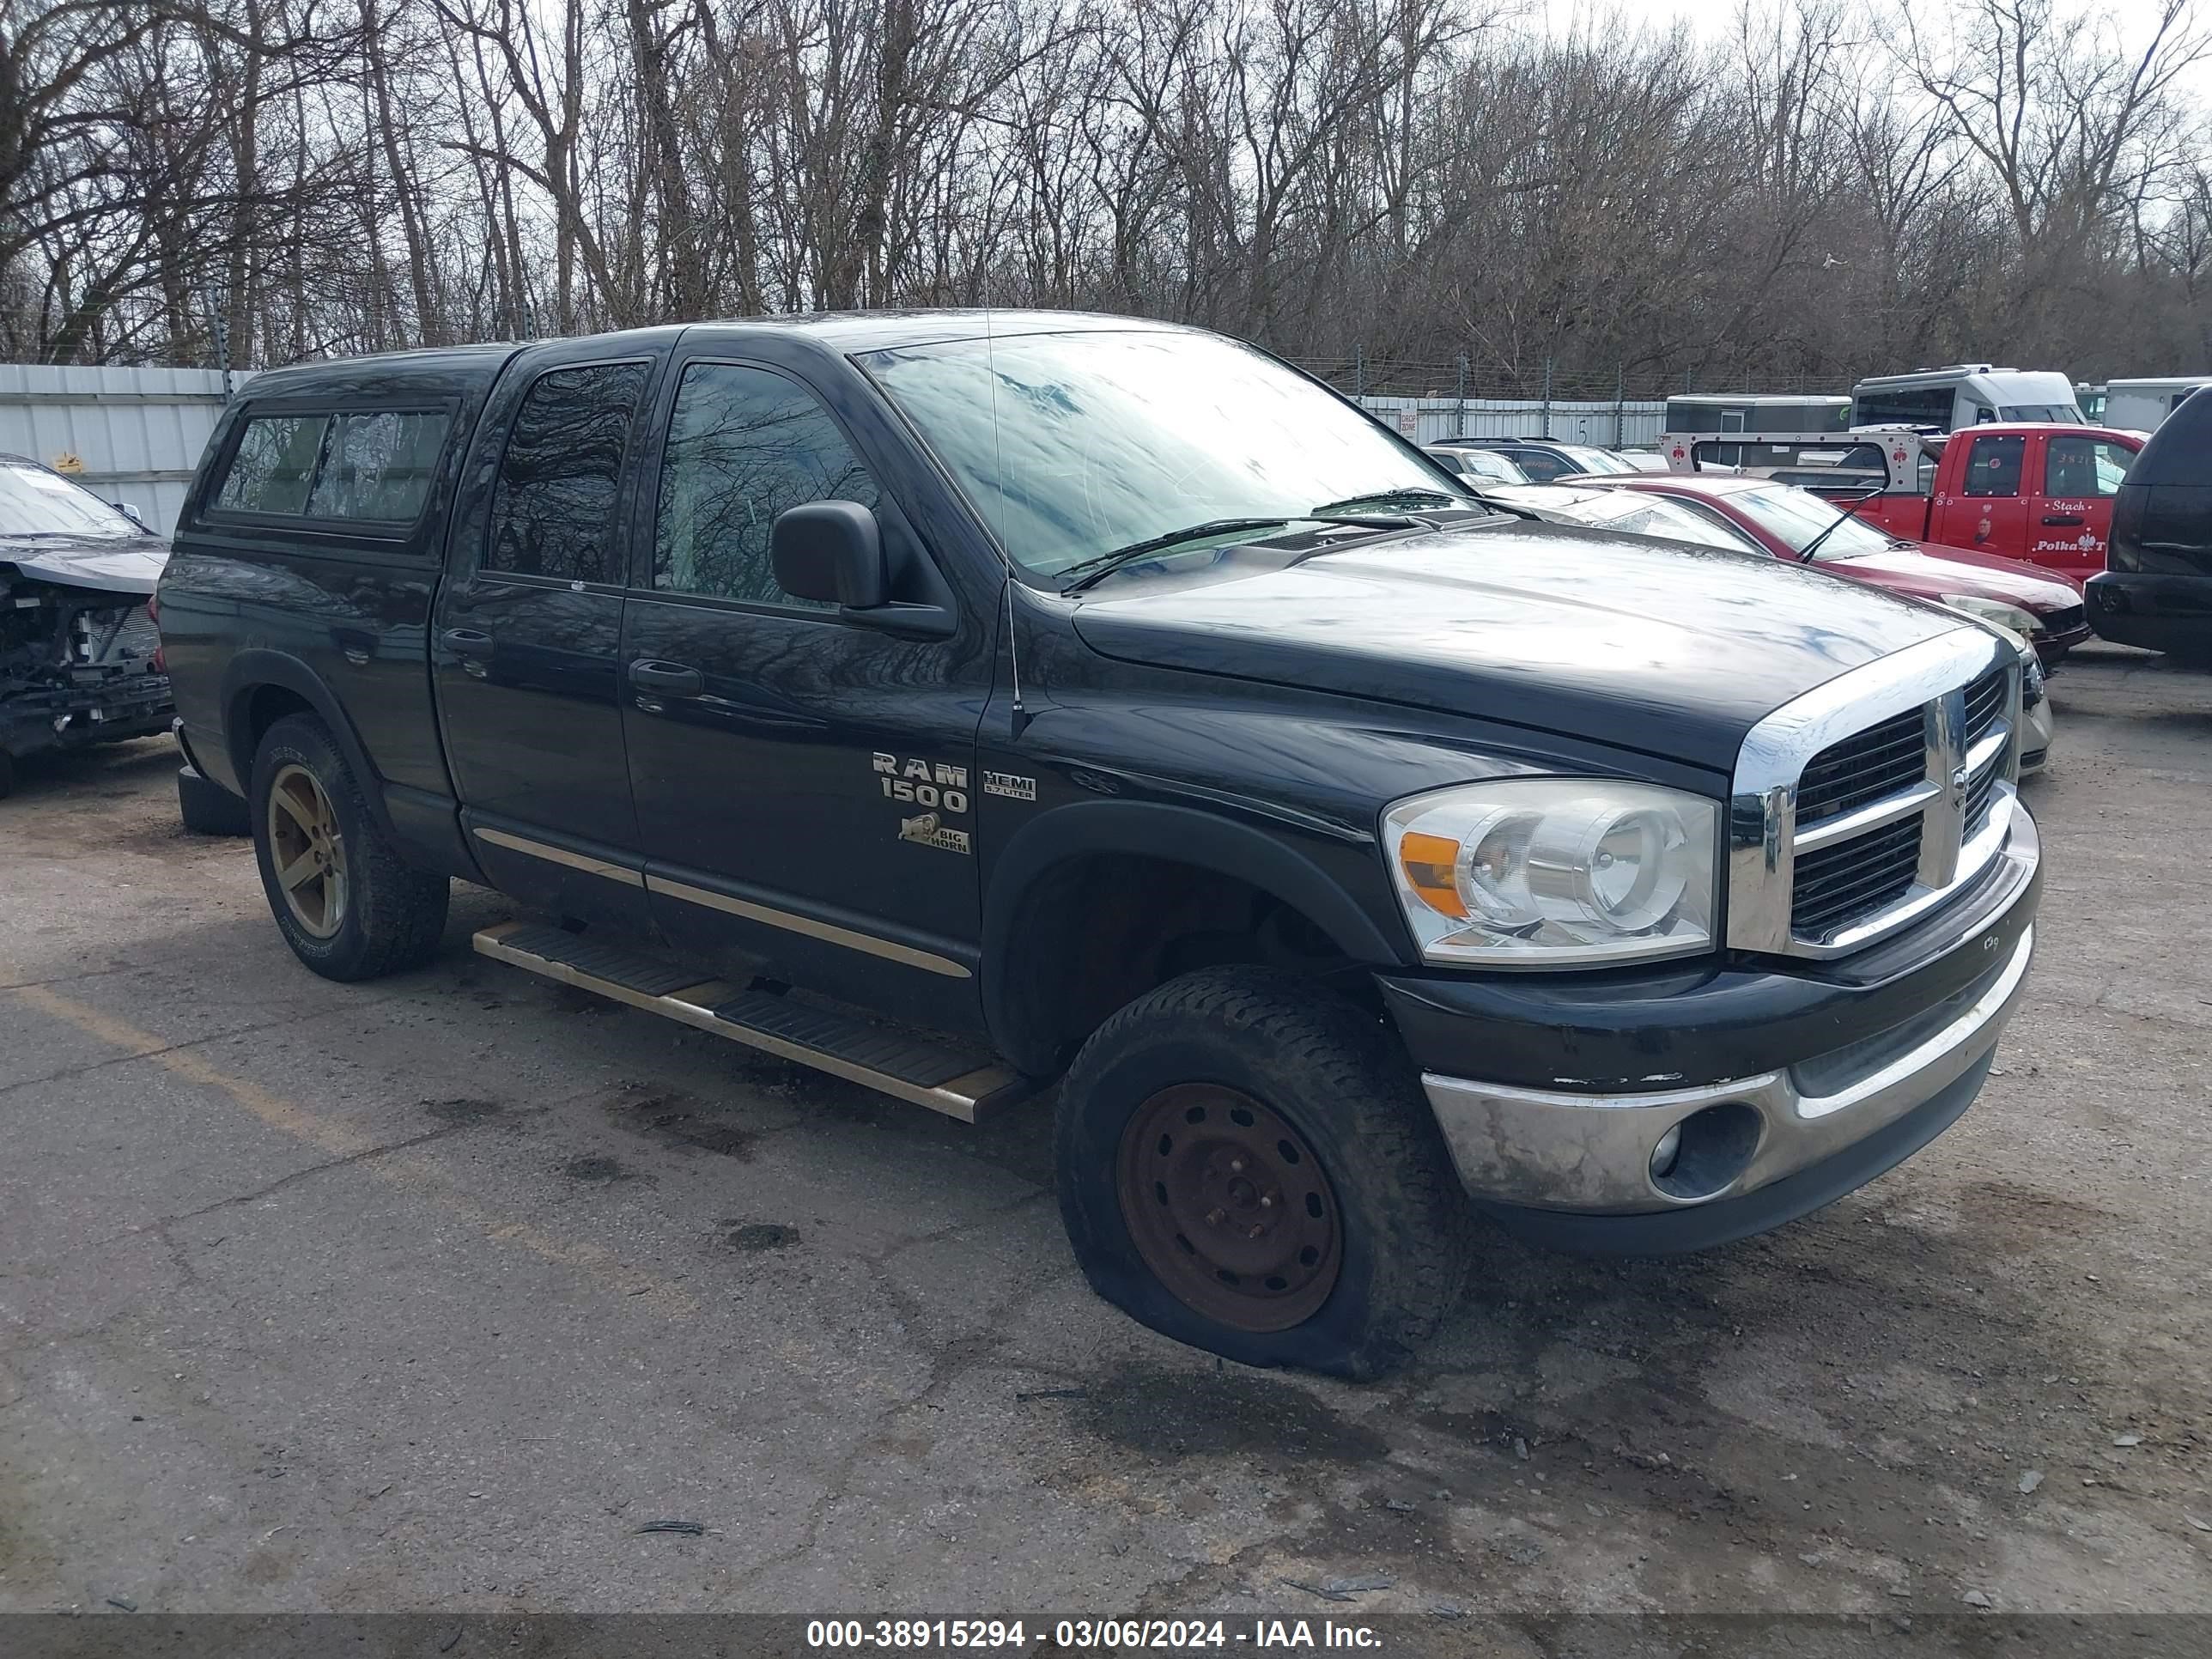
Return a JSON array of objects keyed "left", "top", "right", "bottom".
[{"left": 1580, "top": 473, "right": 2093, "bottom": 665}]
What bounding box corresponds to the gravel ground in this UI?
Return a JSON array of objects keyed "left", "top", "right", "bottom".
[{"left": 0, "top": 645, "right": 2206, "bottom": 1632}]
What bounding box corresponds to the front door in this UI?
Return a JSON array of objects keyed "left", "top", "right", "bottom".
[
  {"left": 617, "top": 356, "right": 994, "bottom": 1032},
  {"left": 2031, "top": 432, "right": 2133, "bottom": 580},
  {"left": 434, "top": 348, "right": 664, "bottom": 927},
  {"left": 1938, "top": 430, "right": 2031, "bottom": 562}
]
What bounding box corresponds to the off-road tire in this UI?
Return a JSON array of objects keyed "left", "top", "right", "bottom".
[
  {"left": 1055, "top": 967, "right": 1474, "bottom": 1379},
  {"left": 250, "top": 714, "right": 447, "bottom": 981},
  {"left": 177, "top": 763, "right": 252, "bottom": 836}
]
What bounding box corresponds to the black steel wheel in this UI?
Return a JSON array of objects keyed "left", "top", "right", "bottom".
[
  {"left": 1115, "top": 1083, "right": 1342, "bottom": 1333},
  {"left": 1056, "top": 966, "right": 1474, "bottom": 1378}
]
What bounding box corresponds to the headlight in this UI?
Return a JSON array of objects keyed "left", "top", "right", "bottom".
[
  {"left": 2021, "top": 649, "right": 2045, "bottom": 705},
  {"left": 1941, "top": 594, "right": 2042, "bottom": 636},
  {"left": 1382, "top": 780, "right": 1718, "bottom": 967}
]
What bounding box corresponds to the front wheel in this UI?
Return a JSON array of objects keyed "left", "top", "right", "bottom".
[
  {"left": 1054, "top": 968, "right": 1474, "bottom": 1378},
  {"left": 250, "top": 714, "right": 449, "bottom": 981}
]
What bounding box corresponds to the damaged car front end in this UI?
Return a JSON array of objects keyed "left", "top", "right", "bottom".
[{"left": 1, "top": 453, "right": 173, "bottom": 797}]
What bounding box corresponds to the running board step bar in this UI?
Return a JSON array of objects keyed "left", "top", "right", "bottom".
[{"left": 471, "top": 921, "right": 1030, "bottom": 1123}]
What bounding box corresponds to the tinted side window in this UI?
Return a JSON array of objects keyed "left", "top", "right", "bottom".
[
  {"left": 1962, "top": 434, "right": 2026, "bottom": 497},
  {"left": 305, "top": 411, "right": 452, "bottom": 520},
  {"left": 652, "top": 363, "right": 878, "bottom": 608},
  {"left": 2044, "top": 436, "right": 2131, "bottom": 498},
  {"left": 488, "top": 362, "right": 651, "bottom": 583},
  {"left": 1855, "top": 387, "right": 1954, "bottom": 428},
  {"left": 215, "top": 415, "right": 327, "bottom": 514},
  {"left": 1512, "top": 449, "right": 1570, "bottom": 482}
]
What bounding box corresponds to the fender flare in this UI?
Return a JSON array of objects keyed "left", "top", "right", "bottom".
[
  {"left": 216, "top": 650, "right": 448, "bottom": 867},
  {"left": 980, "top": 799, "right": 1408, "bottom": 1071}
]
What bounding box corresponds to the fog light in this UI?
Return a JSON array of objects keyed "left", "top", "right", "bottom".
[{"left": 1648, "top": 1102, "right": 1764, "bottom": 1202}]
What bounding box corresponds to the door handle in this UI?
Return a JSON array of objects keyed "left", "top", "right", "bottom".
[
  {"left": 629, "top": 659, "right": 704, "bottom": 696},
  {"left": 441, "top": 628, "right": 493, "bottom": 652},
  {"left": 2040, "top": 514, "right": 2085, "bottom": 526}
]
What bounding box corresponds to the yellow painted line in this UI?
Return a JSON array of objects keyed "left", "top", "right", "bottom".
[
  {"left": 10, "top": 983, "right": 697, "bottom": 1316},
  {"left": 18, "top": 984, "right": 378, "bottom": 1159}
]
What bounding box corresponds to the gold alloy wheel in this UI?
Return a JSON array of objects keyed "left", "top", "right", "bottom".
[{"left": 267, "top": 763, "right": 349, "bottom": 939}]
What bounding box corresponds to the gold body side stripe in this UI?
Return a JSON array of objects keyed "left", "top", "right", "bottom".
[{"left": 470, "top": 826, "right": 971, "bottom": 980}]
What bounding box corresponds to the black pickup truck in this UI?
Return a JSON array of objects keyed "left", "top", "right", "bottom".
[{"left": 157, "top": 313, "right": 2041, "bottom": 1376}]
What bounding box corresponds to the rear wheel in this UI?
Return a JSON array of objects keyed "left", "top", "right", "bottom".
[
  {"left": 250, "top": 714, "right": 448, "bottom": 981},
  {"left": 1055, "top": 967, "right": 1473, "bottom": 1378}
]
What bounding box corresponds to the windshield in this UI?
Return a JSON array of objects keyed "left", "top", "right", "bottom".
[
  {"left": 1996, "top": 404, "right": 2086, "bottom": 424},
  {"left": 1559, "top": 447, "right": 1638, "bottom": 475},
  {"left": 860, "top": 330, "right": 1470, "bottom": 580},
  {"left": 0, "top": 459, "right": 142, "bottom": 539},
  {"left": 1441, "top": 448, "right": 1528, "bottom": 484},
  {"left": 1566, "top": 493, "right": 1760, "bottom": 551},
  {"left": 1724, "top": 484, "right": 1898, "bottom": 560}
]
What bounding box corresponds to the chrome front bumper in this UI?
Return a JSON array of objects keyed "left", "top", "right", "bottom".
[{"left": 1423, "top": 917, "right": 2034, "bottom": 1218}]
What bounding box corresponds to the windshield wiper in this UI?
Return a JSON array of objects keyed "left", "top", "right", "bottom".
[
  {"left": 1307, "top": 487, "right": 1463, "bottom": 516},
  {"left": 1796, "top": 485, "right": 1887, "bottom": 563},
  {"left": 1060, "top": 518, "right": 1293, "bottom": 593}
]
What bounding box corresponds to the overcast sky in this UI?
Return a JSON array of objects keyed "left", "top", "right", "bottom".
[{"left": 1536, "top": 0, "right": 2212, "bottom": 99}]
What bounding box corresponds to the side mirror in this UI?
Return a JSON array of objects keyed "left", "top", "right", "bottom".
[
  {"left": 113, "top": 501, "right": 149, "bottom": 530},
  {"left": 772, "top": 501, "right": 886, "bottom": 610}
]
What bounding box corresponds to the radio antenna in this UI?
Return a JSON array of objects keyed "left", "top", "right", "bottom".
[{"left": 985, "top": 295, "right": 1030, "bottom": 738}]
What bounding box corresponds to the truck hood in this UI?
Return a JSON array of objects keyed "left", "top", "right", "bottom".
[
  {"left": 1069, "top": 520, "right": 1970, "bottom": 774},
  {"left": 0, "top": 533, "right": 169, "bottom": 598}
]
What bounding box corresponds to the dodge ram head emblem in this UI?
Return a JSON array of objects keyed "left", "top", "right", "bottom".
[{"left": 898, "top": 811, "right": 972, "bottom": 855}]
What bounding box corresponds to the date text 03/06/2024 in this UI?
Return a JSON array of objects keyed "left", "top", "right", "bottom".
[{"left": 804, "top": 1620, "right": 1385, "bottom": 1650}]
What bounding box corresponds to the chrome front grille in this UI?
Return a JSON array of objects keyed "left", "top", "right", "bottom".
[
  {"left": 1795, "top": 708, "right": 1924, "bottom": 823},
  {"left": 1729, "top": 632, "right": 2021, "bottom": 959},
  {"left": 1790, "top": 815, "right": 1921, "bottom": 936},
  {"left": 1964, "top": 668, "right": 2006, "bottom": 745}
]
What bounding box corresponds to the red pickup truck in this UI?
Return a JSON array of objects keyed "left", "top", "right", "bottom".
[{"left": 1661, "top": 422, "right": 2143, "bottom": 583}]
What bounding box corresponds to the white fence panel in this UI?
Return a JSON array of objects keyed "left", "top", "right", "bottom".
[
  {"left": 1358, "top": 395, "right": 1670, "bottom": 449},
  {"left": 0, "top": 365, "right": 252, "bottom": 535}
]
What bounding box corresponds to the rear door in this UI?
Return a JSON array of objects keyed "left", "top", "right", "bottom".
[
  {"left": 2032, "top": 433, "right": 2134, "bottom": 580},
  {"left": 433, "top": 341, "right": 670, "bottom": 927},
  {"left": 617, "top": 351, "right": 993, "bottom": 1032},
  {"left": 1935, "top": 431, "right": 2031, "bottom": 562}
]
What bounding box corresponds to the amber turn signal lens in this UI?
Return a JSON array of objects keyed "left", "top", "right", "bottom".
[{"left": 1397, "top": 830, "right": 1467, "bottom": 918}]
